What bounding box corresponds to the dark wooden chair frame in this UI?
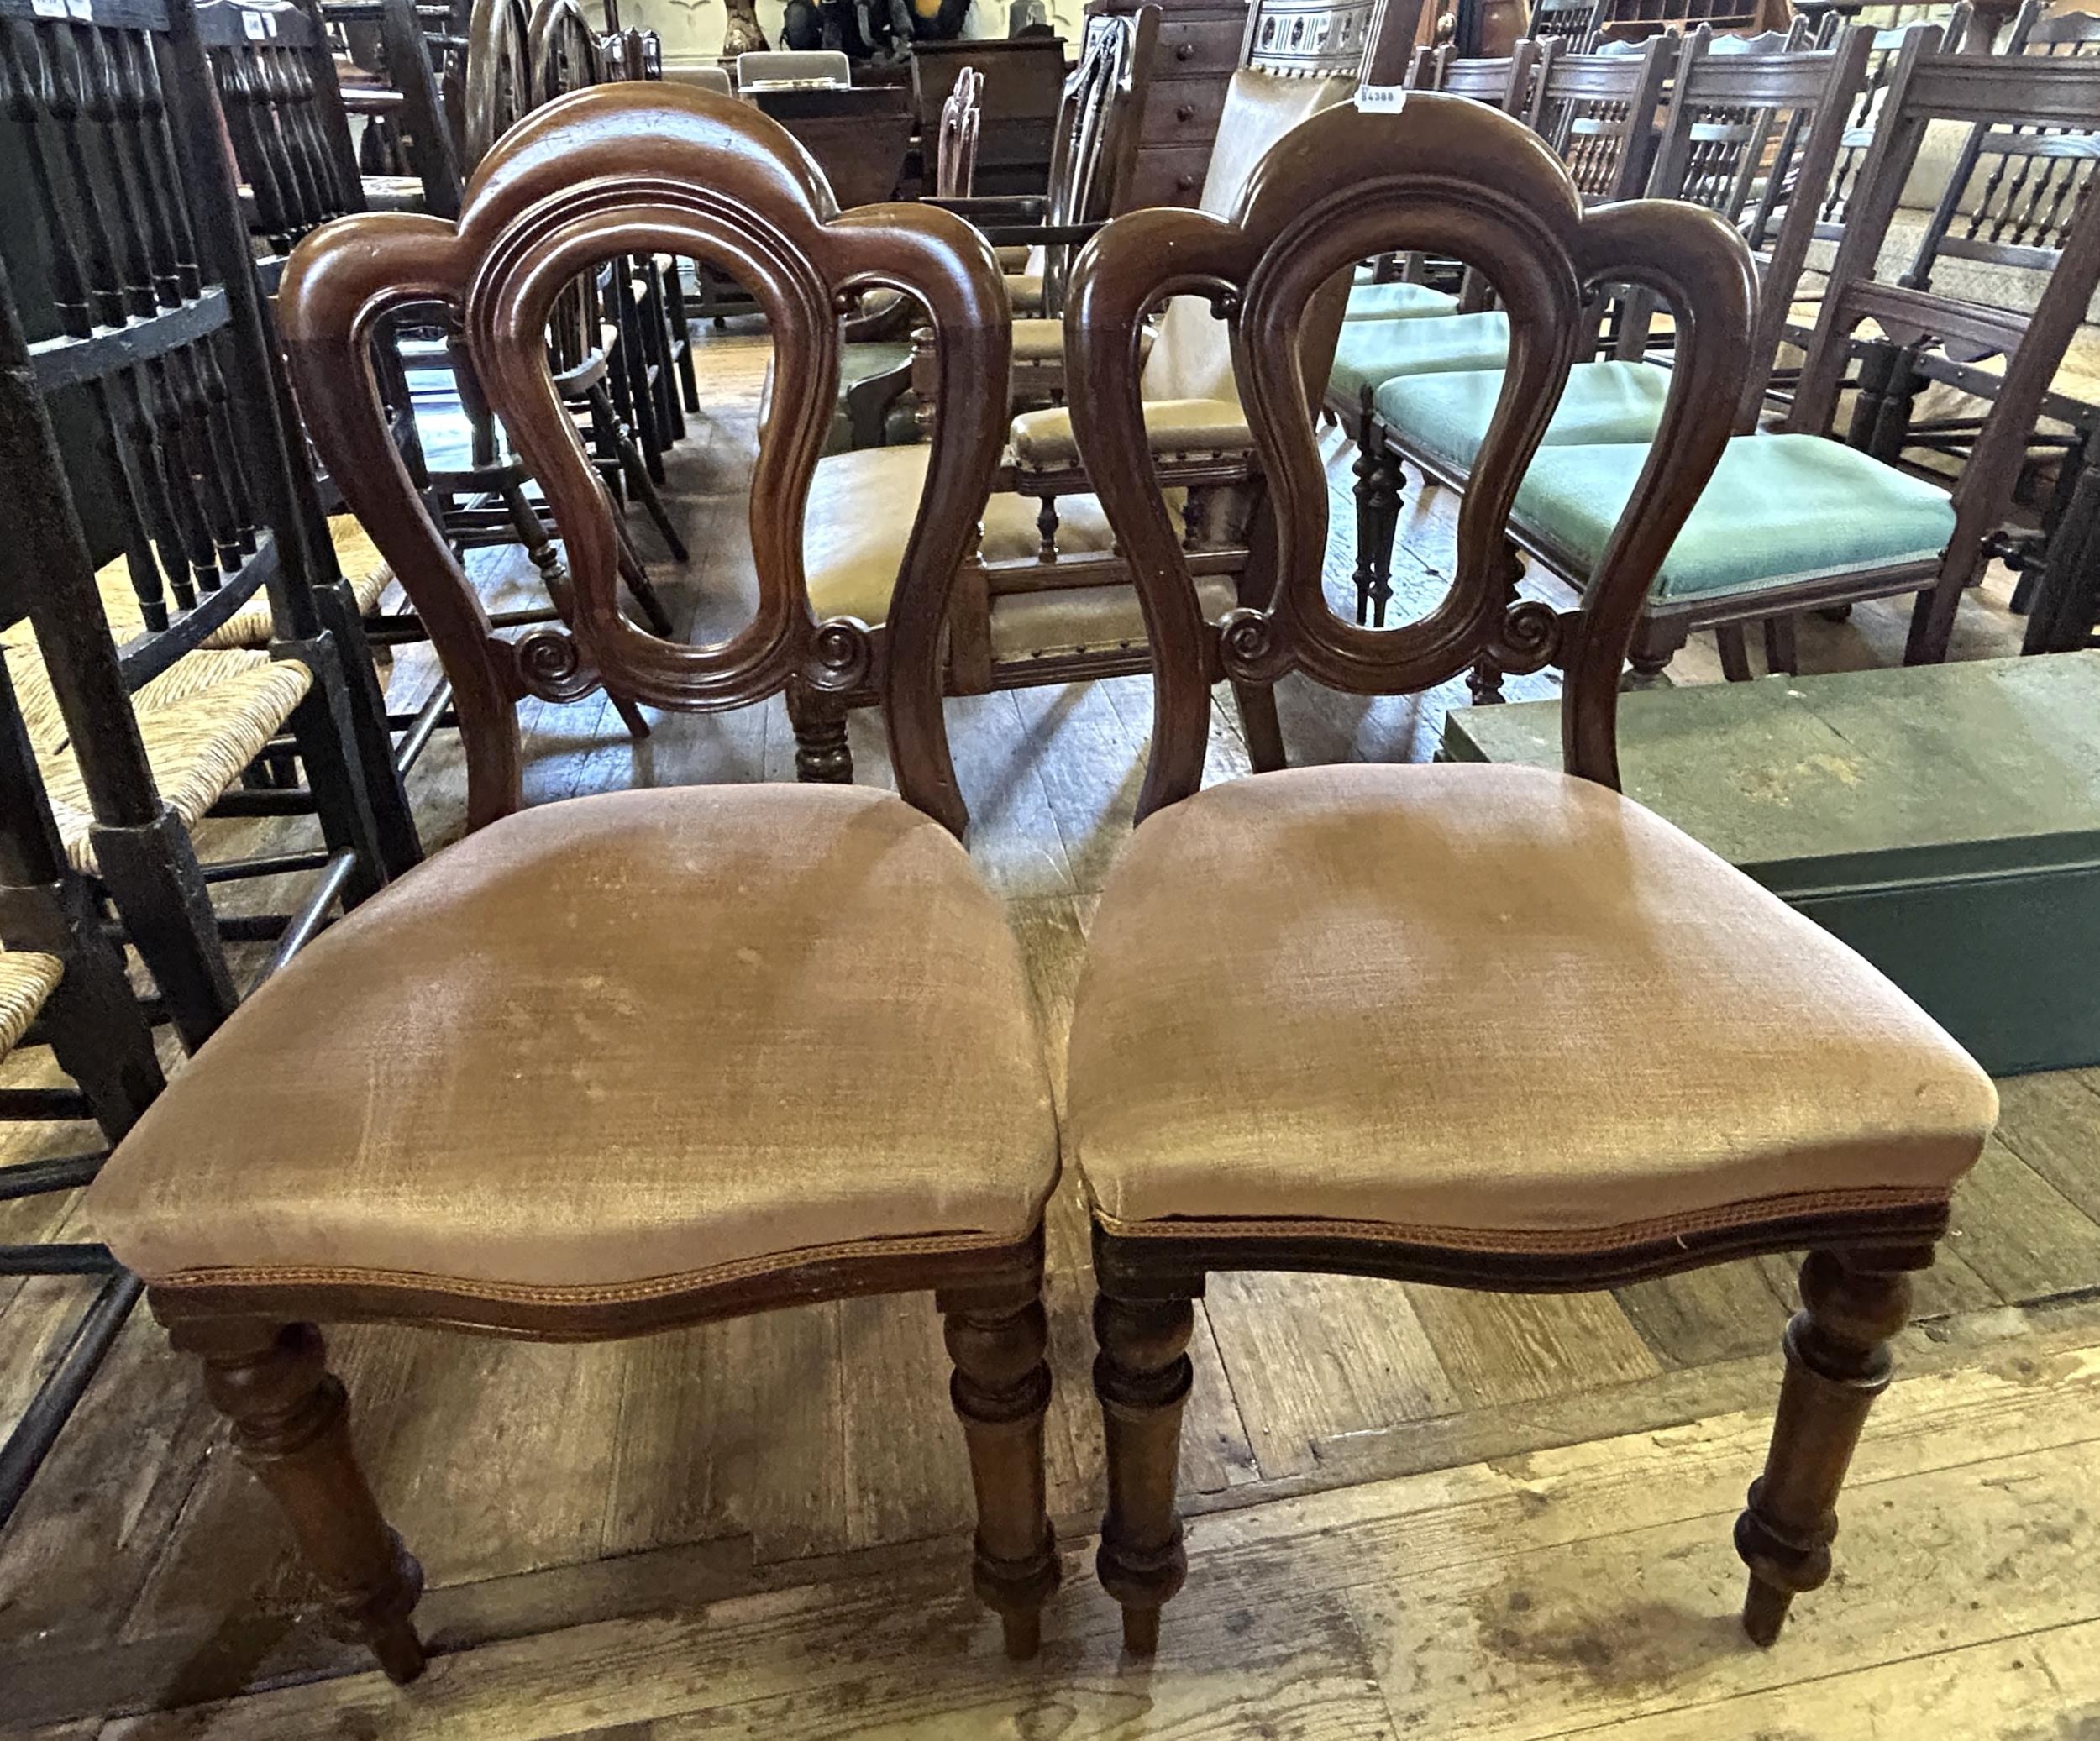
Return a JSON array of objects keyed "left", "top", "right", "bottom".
[
  {"left": 0, "top": 0, "right": 420, "bottom": 1051},
  {"left": 1325, "top": 32, "right": 1674, "bottom": 630},
  {"left": 133, "top": 82, "right": 1062, "bottom": 1685},
  {"left": 1059, "top": 87, "right": 1971, "bottom": 1659}
]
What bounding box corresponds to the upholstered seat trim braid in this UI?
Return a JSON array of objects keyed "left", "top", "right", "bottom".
[
  {"left": 1089, "top": 1184, "right": 1951, "bottom": 1255},
  {"left": 136, "top": 1229, "right": 1041, "bottom": 1306}
]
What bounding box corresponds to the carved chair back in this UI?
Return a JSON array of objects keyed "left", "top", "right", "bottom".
[
  {"left": 1620, "top": 22, "right": 1874, "bottom": 427},
  {"left": 1535, "top": 34, "right": 1674, "bottom": 205},
  {"left": 462, "top": 0, "right": 530, "bottom": 162},
  {"left": 936, "top": 62, "right": 983, "bottom": 197},
  {"left": 1142, "top": 0, "right": 1415, "bottom": 406},
  {"left": 1808, "top": 10, "right": 1961, "bottom": 253},
  {"left": 278, "top": 83, "right": 1011, "bottom": 835},
  {"left": 1788, "top": 43, "right": 2100, "bottom": 574},
  {"left": 0, "top": 0, "right": 339, "bottom": 684},
  {"left": 1061, "top": 92, "right": 1755, "bottom": 817},
  {"left": 527, "top": 0, "right": 600, "bottom": 105},
  {"left": 193, "top": 0, "right": 365, "bottom": 254},
  {"left": 1046, "top": 8, "right": 1157, "bottom": 228}
]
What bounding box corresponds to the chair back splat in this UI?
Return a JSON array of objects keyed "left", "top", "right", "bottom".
[
  {"left": 1064, "top": 92, "right": 1756, "bottom": 816},
  {"left": 278, "top": 83, "right": 1010, "bottom": 834}
]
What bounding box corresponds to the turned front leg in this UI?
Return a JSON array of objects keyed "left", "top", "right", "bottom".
[
  {"left": 940, "top": 1285, "right": 1059, "bottom": 1659},
  {"left": 1735, "top": 1248, "right": 1919, "bottom": 1647},
  {"left": 180, "top": 1319, "right": 426, "bottom": 1683},
  {"left": 1093, "top": 1293, "right": 1194, "bottom": 1654}
]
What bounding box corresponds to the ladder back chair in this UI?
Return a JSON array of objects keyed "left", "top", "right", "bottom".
[
  {"left": 85, "top": 81, "right": 1062, "bottom": 1682},
  {"left": 1367, "top": 24, "right": 1875, "bottom": 667},
  {"left": 0, "top": 0, "right": 414, "bottom": 1051},
  {"left": 0, "top": 572, "right": 164, "bottom": 1531},
  {"left": 795, "top": 0, "right": 1418, "bottom": 787},
  {"left": 1059, "top": 89, "right": 2001, "bottom": 1658}
]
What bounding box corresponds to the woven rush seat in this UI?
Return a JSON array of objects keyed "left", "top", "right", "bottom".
[
  {"left": 87, "top": 784, "right": 1059, "bottom": 1295},
  {"left": 36, "top": 655, "right": 315, "bottom": 875},
  {"left": 0, "top": 950, "right": 64, "bottom": 1057},
  {"left": 1067, "top": 763, "right": 1997, "bottom": 1249}
]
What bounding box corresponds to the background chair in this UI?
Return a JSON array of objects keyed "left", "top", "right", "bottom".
[
  {"left": 87, "top": 81, "right": 1061, "bottom": 1685},
  {"left": 777, "top": 0, "right": 1422, "bottom": 784},
  {"left": 1059, "top": 87, "right": 1998, "bottom": 1660},
  {"left": 0, "top": 0, "right": 416, "bottom": 1052}
]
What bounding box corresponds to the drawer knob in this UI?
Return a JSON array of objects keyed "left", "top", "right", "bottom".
[
  {"left": 1176, "top": 171, "right": 1197, "bottom": 190},
  {"left": 1175, "top": 101, "right": 1194, "bottom": 120},
  {"left": 1174, "top": 39, "right": 1194, "bottom": 59}
]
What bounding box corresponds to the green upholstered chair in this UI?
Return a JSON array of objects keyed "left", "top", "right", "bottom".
[
  {"left": 1360, "top": 23, "right": 1870, "bottom": 642},
  {"left": 1324, "top": 36, "right": 1673, "bottom": 622},
  {"left": 1392, "top": 36, "right": 2100, "bottom": 687}
]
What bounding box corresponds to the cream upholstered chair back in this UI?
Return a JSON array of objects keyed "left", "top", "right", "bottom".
[
  {"left": 278, "top": 84, "right": 1010, "bottom": 836},
  {"left": 1141, "top": 0, "right": 1418, "bottom": 405}
]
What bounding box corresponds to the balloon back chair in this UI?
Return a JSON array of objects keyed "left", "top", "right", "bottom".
[
  {"left": 81, "top": 83, "right": 1063, "bottom": 1681},
  {"left": 1059, "top": 91, "right": 1999, "bottom": 1654}
]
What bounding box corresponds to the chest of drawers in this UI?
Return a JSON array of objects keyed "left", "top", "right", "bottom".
[{"left": 1089, "top": 0, "right": 1252, "bottom": 210}]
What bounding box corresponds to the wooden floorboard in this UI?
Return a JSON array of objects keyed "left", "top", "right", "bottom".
[{"left": 1, "top": 328, "right": 2093, "bottom": 1734}]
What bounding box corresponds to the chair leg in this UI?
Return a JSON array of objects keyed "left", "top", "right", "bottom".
[
  {"left": 938, "top": 1279, "right": 1059, "bottom": 1660},
  {"left": 1351, "top": 432, "right": 1379, "bottom": 627},
  {"left": 179, "top": 1319, "right": 426, "bottom": 1684},
  {"left": 785, "top": 682, "right": 853, "bottom": 784},
  {"left": 1762, "top": 614, "right": 1798, "bottom": 678},
  {"left": 1735, "top": 1247, "right": 1918, "bottom": 1648},
  {"left": 1715, "top": 622, "right": 1755, "bottom": 682},
  {"left": 1231, "top": 679, "right": 1288, "bottom": 773},
  {"left": 1093, "top": 1293, "right": 1194, "bottom": 1654},
  {"left": 1365, "top": 452, "right": 1402, "bottom": 630},
  {"left": 613, "top": 518, "right": 677, "bottom": 637}
]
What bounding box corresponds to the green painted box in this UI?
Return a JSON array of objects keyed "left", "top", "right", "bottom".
[{"left": 1441, "top": 653, "right": 2100, "bottom": 1076}]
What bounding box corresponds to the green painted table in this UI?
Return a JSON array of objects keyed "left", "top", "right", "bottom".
[{"left": 1441, "top": 653, "right": 2100, "bottom": 1075}]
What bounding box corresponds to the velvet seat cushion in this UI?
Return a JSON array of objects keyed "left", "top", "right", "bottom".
[
  {"left": 801, "top": 444, "right": 1116, "bottom": 626},
  {"left": 87, "top": 785, "right": 1059, "bottom": 1294},
  {"left": 1375, "top": 360, "right": 1673, "bottom": 469},
  {"left": 1068, "top": 764, "right": 1995, "bottom": 1249},
  {"left": 1344, "top": 281, "right": 1461, "bottom": 321},
  {"left": 1513, "top": 433, "right": 1957, "bottom": 601},
  {"left": 1328, "top": 312, "right": 1511, "bottom": 401}
]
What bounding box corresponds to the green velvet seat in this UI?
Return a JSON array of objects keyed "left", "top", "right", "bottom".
[
  {"left": 1374, "top": 360, "right": 1672, "bottom": 469},
  {"left": 1344, "top": 281, "right": 1461, "bottom": 320},
  {"left": 1513, "top": 434, "right": 1957, "bottom": 602},
  {"left": 1327, "top": 312, "right": 1510, "bottom": 401}
]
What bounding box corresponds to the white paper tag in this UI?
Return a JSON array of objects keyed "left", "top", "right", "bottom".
[
  {"left": 1355, "top": 85, "right": 1408, "bottom": 113},
  {"left": 64, "top": 0, "right": 94, "bottom": 19},
  {"left": 29, "top": 0, "right": 68, "bottom": 19},
  {"left": 241, "top": 8, "right": 268, "bottom": 38}
]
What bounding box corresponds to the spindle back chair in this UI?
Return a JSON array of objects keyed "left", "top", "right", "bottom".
[{"left": 0, "top": 0, "right": 412, "bottom": 1051}]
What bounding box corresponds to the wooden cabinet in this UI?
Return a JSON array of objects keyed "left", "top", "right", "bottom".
[{"left": 1089, "top": 0, "right": 1252, "bottom": 210}]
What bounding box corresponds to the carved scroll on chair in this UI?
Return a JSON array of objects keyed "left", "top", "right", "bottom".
[
  {"left": 1058, "top": 87, "right": 1999, "bottom": 1662},
  {"left": 82, "top": 83, "right": 1060, "bottom": 1688}
]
